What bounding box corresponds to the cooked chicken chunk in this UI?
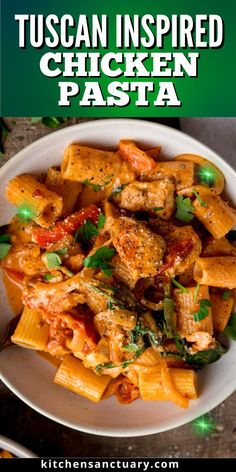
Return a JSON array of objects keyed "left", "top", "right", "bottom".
[
  {"left": 110, "top": 217, "right": 166, "bottom": 279},
  {"left": 115, "top": 179, "right": 175, "bottom": 219}
]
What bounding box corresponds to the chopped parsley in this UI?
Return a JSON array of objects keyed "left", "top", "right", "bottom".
[
  {"left": 83, "top": 179, "right": 103, "bottom": 192},
  {"left": 193, "top": 299, "right": 212, "bottom": 322},
  {"left": 122, "top": 343, "right": 140, "bottom": 352},
  {"left": 44, "top": 273, "right": 56, "bottom": 281},
  {"left": 193, "top": 189, "right": 207, "bottom": 207},
  {"left": 45, "top": 251, "right": 65, "bottom": 268},
  {"left": 0, "top": 234, "right": 11, "bottom": 244},
  {"left": 83, "top": 176, "right": 113, "bottom": 192},
  {"left": 221, "top": 291, "right": 231, "bottom": 301},
  {"left": 95, "top": 347, "right": 145, "bottom": 373},
  {"left": 171, "top": 278, "right": 189, "bottom": 293},
  {"left": 111, "top": 184, "right": 128, "bottom": 196},
  {"left": 75, "top": 220, "right": 98, "bottom": 241},
  {"left": 224, "top": 313, "right": 236, "bottom": 340},
  {"left": 83, "top": 246, "right": 116, "bottom": 276},
  {"left": 175, "top": 195, "right": 195, "bottom": 223},
  {"left": 75, "top": 213, "right": 106, "bottom": 242},
  {"left": 164, "top": 297, "right": 175, "bottom": 338},
  {"left": 194, "top": 283, "right": 200, "bottom": 303},
  {"left": 54, "top": 248, "right": 68, "bottom": 255},
  {"left": 172, "top": 334, "right": 227, "bottom": 370},
  {"left": 0, "top": 243, "right": 11, "bottom": 259},
  {"left": 97, "top": 212, "right": 106, "bottom": 230},
  {"left": 153, "top": 207, "right": 164, "bottom": 212}
]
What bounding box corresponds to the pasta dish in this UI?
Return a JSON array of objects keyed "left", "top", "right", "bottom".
[{"left": 1, "top": 140, "right": 236, "bottom": 408}]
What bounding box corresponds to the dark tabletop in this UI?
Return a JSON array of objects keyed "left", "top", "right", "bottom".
[{"left": 0, "top": 117, "right": 236, "bottom": 458}]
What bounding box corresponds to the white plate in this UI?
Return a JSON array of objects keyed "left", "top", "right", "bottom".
[
  {"left": 0, "top": 119, "right": 235, "bottom": 437},
  {"left": 0, "top": 435, "right": 37, "bottom": 458}
]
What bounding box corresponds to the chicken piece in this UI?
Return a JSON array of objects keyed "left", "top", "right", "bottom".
[
  {"left": 3, "top": 242, "right": 44, "bottom": 275},
  {"left": 22, "top": 273, "right": 85, "bottom": 313},
  {"left": 112, "top": 254, "right": 140, "bottom": 289},
  {"left": 141, "top": 160, "right": 194, "bottom": 191},
  {"left": 186, "top": 332, "right": 215, "bottom": 353},
  {"left": 94, "top": 309, "right": 137, "bottom": 336},
  {"left": 157, "top": 226, "right": 202, "bottom": 278},
  {"left": 110, "top": 217, "right": 166, "bottom": 279},
  {"left": 115, "top": 179, "right": 175, "bottom": 219}
]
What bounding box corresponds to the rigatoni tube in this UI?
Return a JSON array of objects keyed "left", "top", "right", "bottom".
[
  {"left": 11, "top": 307, "right": 49, "bottom": 350},
  {"left": 193, "top": 192, "right": 236, "bottom": 239},
  {"left": 54, "top": 355, "right": 111, "bottom": 403},
  {"left": 194, "top": 257, "right": 236, "bottom": 289},
  {"left": 6, "top": 174, "right": 63, "bottom": 227}
]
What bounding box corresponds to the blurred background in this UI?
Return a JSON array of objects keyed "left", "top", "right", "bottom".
[{"left": 0, "top": 117, "right": 236, "bottom": 458}]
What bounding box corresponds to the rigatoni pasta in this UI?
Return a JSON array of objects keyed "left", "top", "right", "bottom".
[
  {"left": 194, "top": 257, "right": 236, "bottom": 289},
  {"left": 192, "top": 190, "right": 236, "bottom": 239},
  {"left": 46, "top": 167, "right": 82, "bottom": 217},
  {"left": 11, "top": 307, "right": 49, "bottom": 350},
  {"left": 54, "top": 355, "right": 110, "bottom": 403},
  {"left": 1, "top": 137, "right": 235, "bottom": 409},
  {"left": 6, "top": 174, "right": 63, "bottom": 227}
]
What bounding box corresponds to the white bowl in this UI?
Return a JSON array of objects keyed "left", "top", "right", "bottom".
[
  {"left": 0, "top": 119, "right": 235, "bottom": 437},
  {"left": 0, "top": 435, "right": 37, "bottom": 458}
]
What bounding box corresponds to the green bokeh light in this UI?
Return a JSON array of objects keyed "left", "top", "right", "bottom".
[
  {"left": 197, "top": 166, "right": 217, "bottom": 186},
  {"left": 17, "top": 204, "right": 35, "bottom": 221},
  {"left": 192, "top": 415, "right": 216, "bottom": 436}
]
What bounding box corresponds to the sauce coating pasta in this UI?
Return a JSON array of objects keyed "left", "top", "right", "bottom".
[{"left": 1, "top": 141, "right": 236, "bottom": 408}]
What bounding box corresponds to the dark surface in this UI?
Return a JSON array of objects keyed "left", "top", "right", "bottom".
[{"left": 0, "top": 117, "right": 236, "bottom": 458}]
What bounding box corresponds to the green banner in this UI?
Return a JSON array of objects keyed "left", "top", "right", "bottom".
[{"left": 1, "top": 0, "right": 235, "bottom": 116}]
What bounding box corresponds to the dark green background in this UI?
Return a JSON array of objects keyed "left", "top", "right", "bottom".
[{"left": 1, "top": 0, "right": 235, "bottom": 116}]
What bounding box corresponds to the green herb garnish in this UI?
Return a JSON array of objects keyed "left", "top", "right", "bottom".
[
  {"left": 55, "top": 248, "right": 68, "bottom": 255},
  {"left": 83, "top": 246, "right": 116, "bottom": 276},
  {"left": 224, "top": 313, "right": 236, "bottom": 340},
  {"left": 75, "top": 220, "right": 98, "bottom": 241},
  {"left": 175, "top": 195, "right": 195, "bottom": 223},
  {"left": 95, "top": 362, "right": 116, "bottom": 373},
  {"left": 0, "top": 243, "right": 11, "bottom": 259},
  {"left": 111, "top": 184, "right": 128, "bottom": 196},
  {"left": 193, "top": 189, "right": 207, "bottom": 207},
  {"left": 194, "top": 283, "right": 200, "bottom": 303},
  {"left": 83, "top": 179, "right": 103, "bottom": 192},
  {"left": 173, "top": 334, "right": 227, "bottom": 369},
  {"left": 44, "top": 273, "right": 56, "bottom": 281},
  {"left": 153, "top": 207, "right": 164, "bottom": 212},
  {"left": 171, "top": 278, "right": 188, "bottom": 293},
  {"left": 97, "top": 213, "right": 106, "bottom": 230},
  {"left": 122, "top": 343, "right": 140, "bottom": 352},
  {"left": 45, "top": 252, "right": 62, "bottom": 268},
  {"left": 193, "top": 299, "right": 212, "bottom": 322},
  {"left": 221, "top": 291, "right": 231, "bottom": 301},
  {"left": 95, "top": 347, "right": 145, "bottom": 373},
  {"left": 186, "top": 343, "right": 227, "bottom": 369},
  {"left": 131, "top": 323, "right": 161, "bottom": 348},
  {"left": 164, "top": 297, "right": 175, "bottom": 338},
  {"left": 0, "top": 234, "right": 11, "bottom": 244},
  {"left": 83, "top": 176, "right": 113, "bottom": 193}
]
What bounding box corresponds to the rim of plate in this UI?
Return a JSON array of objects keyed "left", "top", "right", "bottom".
[
  {"left": 0, "top": 435, "right": 37, "bottom": 458},
  {"left": 0, "top": 118, "right": 236, "bottom": 437}
]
